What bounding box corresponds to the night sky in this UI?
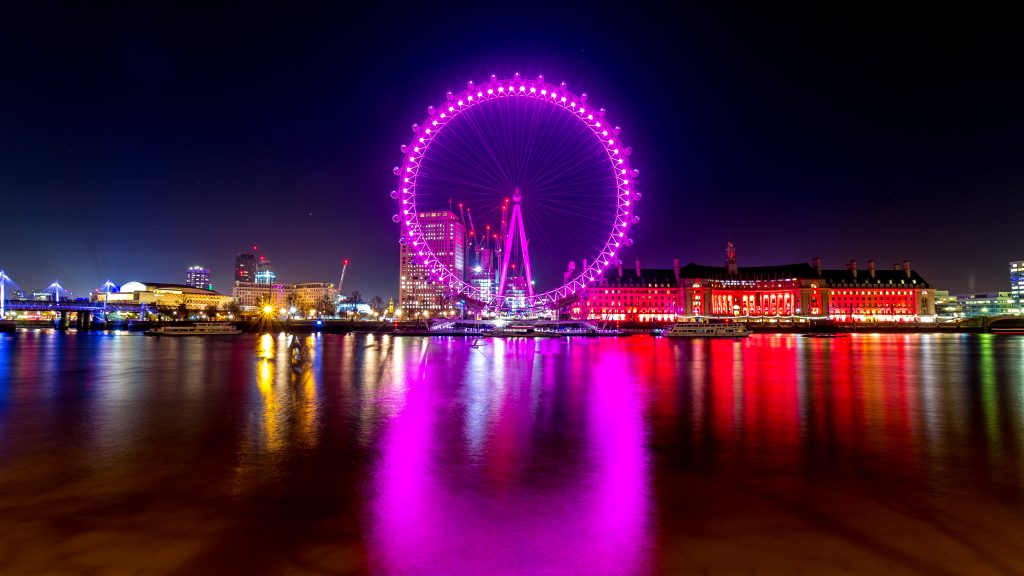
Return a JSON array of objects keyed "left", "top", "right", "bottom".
[{"left": 2, "top": 4, "right": 1021, "bottom": 299}]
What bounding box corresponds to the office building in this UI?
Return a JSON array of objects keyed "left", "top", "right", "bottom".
[
  {"left": 291, "top": 282, "right": 336, "bottom": 311},
  {"left": 231, "top": 281, "right": 287, "bottom": 309},
  {"left": 230, "top": 281, "right": 336, "bottom": 312},
  {"left": 255, "top": 256, "right": 275, "bottom": 284},
  {"left": 956, "top": 292, "right": 1019, "bottom": 318},
  {"left": 185, "top": 266, "right": 211, "bottom": 290},
  {"left": 399, "top": 210, "right": 466, "bottom": 315},
  {"left": 1011, "top": 261, "right": 1024, "bottom": 303},
  {"left": 235, "top": 252, "right": 256, "bottom": 283}
]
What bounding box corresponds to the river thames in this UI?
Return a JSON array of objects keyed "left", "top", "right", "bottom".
[{"left": 0, "top": 331, "right": 1022, "bottom": 575}]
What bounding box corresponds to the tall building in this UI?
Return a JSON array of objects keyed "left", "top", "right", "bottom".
[
  {"left": 255, "top": 255, "right": 275, "bottom": 284},
  {"left": 185, "top": 266, "right": 211, "bottom": 290},
  {"left": 1011, "top": 261, "right": 1024, "bottom": 303},
  {"left": 399, "top": 210, "right": 466, "bottom": 315},
  {"left": 235, "top": 252, "right": 256, "bottom": 283}
]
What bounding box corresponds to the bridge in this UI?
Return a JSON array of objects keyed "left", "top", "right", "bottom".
[
  {"left": 1, "top": 299, "right": 152, "bottom": 330},
  {"left": 1, "top": 299, "right": 146, "bottom": 313}
]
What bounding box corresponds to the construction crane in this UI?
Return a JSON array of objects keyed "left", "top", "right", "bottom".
[{"left": 337, "top": 258, "right": 350, "bottom": 301}]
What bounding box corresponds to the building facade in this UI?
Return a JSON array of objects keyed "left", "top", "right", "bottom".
[
  {"left": 399, "top": 210, "right": 466, "bottom": 315},
  {"left": 230, "top": 281, "right": 336, "bottom": 312},
  {"left": 1011, "top": 261, "right": 1023, "bottom": 303},
  {"left": 255, "top": 256, "right": 275, "bottom": 284},
  {"left": 572, "top": 261, "right": 681, "bottom": 323},
  {"left": 570, "top": 251, "right": 936, "bottom": 323},
  {"left": 93, "top": 281, "right": 232, "bottom": 311},
  {"left": 235, "top": 252, "right": 256, "bottom": 283},
  {"left": 231, "top": 281, "right": 287, "bottom": 309},
  {"left": 291, "top": 282, "right": 336, "bottom": 311},
  {"left": 956, "top": 292, "right": 1020, "bottom": 318},
  {"left": 185, "top": 266, "right": 211, "bottom": 290}
]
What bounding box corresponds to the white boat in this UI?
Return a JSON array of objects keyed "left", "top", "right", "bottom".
[
  {"left": 491, "top": 325, "right": 562, "bottom": 338},
  {"left": 145, "top": 322, "right": 241, "bottom": 336},
  {"left": 666, "top": 319, "right": 750, "bottom": 338}
]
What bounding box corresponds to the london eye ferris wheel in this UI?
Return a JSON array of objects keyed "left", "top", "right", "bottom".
[{"left": 393, "top": 73, "right": 640, "bottom": 313}]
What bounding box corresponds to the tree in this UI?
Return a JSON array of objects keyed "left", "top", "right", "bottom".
[
  {"left": 176, "top": 302, "right": 189, "bottom": 319},
  {"left": 285, "top": 292, "right": 298, "bottom": 311},
  {"left": 349, "top": 290, "right": 362, "bottom": 303},
  {"left": 315, "top": 295, "right": 334, "bottom": 317},
  {"left": 225, "top": 300, "right": 242, "bottom": 317},
  {"left": 204, "top": 304, "right": 218, "bottom": 319},
  {"left": 370, "top": 295, "right": 385, "bottom": 315}
]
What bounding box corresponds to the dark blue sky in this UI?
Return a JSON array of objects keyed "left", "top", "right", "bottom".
[{"left": 1, "top": 4, "right": 1021, "bottom": 298}]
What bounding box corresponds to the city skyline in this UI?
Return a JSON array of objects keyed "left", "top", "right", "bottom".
[{"left": 2, "top": 5, "right": 1022, "bottom": 299}]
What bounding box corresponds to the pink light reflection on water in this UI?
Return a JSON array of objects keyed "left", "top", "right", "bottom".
[{"left": 369, "top": 338, "right": 652, "bottom": 576}]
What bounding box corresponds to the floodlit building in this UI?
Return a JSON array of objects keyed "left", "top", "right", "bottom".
[
  {"left": 399, "top": 210, "right": 466, "bottom": 315},
  {"left": 230, "top": 281, "right": 336, "bottom": 312},
  {"left": 231, "top": 281, "right": 287, "bottom": 309},
  {"left": 291, "top": 282, "right": 336, "bottom": 311},
  {"left": 255, "top": 256, "right": 275, "bottom": 284},
  {"left": 93, "top": 281, "right": 232, "bottom": 311},
  {"left": 185, "top": 266, "right": 211, "bottom": 290},
  {"left": 956, "top": 292, "right": 1020, "bottom": 318},
  {"left": 573, "top": 260, "right": 681, "bottom": 323},
  {"left": 933, "top": 290, "right": 961, "bottom": 318},
  {"left": 570, "top": 244, "right": 937, "bottom": 323}
]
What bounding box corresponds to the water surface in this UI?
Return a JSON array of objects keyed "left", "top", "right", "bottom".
[{"left": 0, "top": 332, "right": 1022, "bottom": 574}]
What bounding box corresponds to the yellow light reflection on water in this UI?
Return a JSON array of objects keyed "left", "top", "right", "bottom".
[{"left": 258, "top": 333, "right": 274, "bottom": 359}]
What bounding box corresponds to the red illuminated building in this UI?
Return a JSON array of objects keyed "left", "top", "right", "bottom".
[{"left": 571, "top": 243, "right": 936, "bottom": 323}]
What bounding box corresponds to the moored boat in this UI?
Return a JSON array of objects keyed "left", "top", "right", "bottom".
[{"left": 665, "top": 319, "right": 750, "bottom": 338}]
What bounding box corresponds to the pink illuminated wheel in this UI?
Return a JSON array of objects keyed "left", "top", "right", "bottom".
[{"left": 392, "top": 73, "right": 640, "bottom": 312}]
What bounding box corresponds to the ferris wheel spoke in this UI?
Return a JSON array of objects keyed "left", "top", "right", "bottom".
[{"left": 429, "top": 121, "right": 511, "bottom": 188}]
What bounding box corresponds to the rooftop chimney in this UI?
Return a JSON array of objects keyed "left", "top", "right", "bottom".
[
  {"left": 635, "top": 259, "right": 641, "bottom": 277},
  {"left": 563, "top": 261, "right": 576, "bottom": 285},
  {"left": 848, "top": 259, "right": 858, "bottom": 279},
  {"left": 868, "top": 260, "right": 876, "bottom": 279},
  {"left": 673, "top": 258, "right": 681, "bottom": 285},
  {"left": 893, "top": 262, "right": 901, "bottom": 271},
  {"left": 811, "top": 257, "right": 822, "bottom": 275},
  {"left": 903, "top": 260, "right": 912, "bottom": 278},
  {"left": 616, "top": 260, "right": 623, "bottom": 278}
]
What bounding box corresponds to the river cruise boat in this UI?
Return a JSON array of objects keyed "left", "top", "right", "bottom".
[
  {"left": 492, "top": 324, "right": 562, "bottom": 338},
  {"left": 145, "top": 322, "right": 241, "bottom": 336},
  {"left": 666, "top": 319, "right": 750, "bottom": 338}
]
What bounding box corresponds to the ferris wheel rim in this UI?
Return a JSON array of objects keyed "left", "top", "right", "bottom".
[{"left": 394, "top": 75, "right": 638, "bottom": 310}]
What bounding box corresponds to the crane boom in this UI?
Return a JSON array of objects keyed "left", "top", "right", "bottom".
[
  {"left": 337, "top": 259, "right": 349, "bottom": 299},
  {"left": 466, "top": 208, "right": 478, "bottom": 249}
]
